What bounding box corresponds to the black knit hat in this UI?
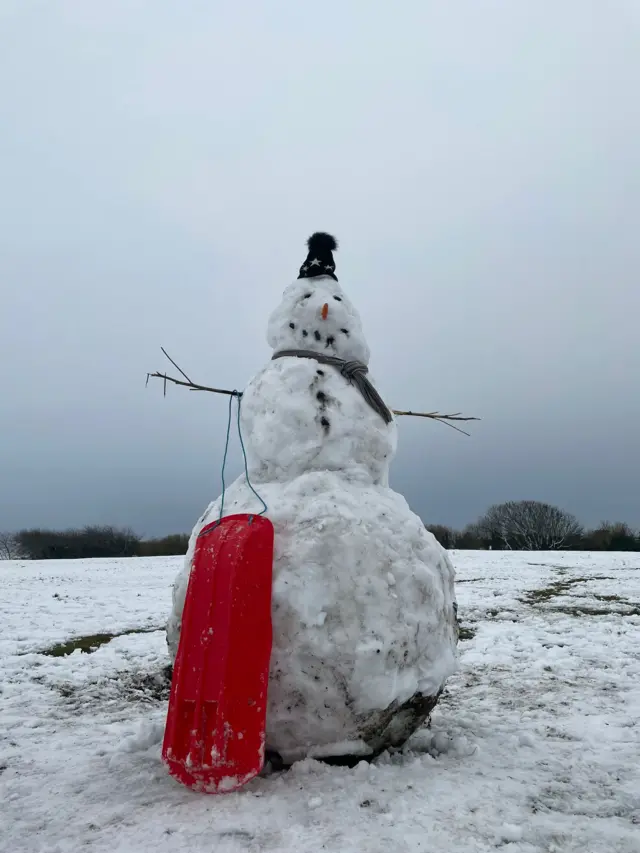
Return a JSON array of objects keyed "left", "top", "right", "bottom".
[{"left": 298, "top": 232, "right": 338, "bottom": 281}]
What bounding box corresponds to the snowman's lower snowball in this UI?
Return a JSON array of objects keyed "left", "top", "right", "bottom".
[{"left": 166, "top": 470, "right": 458, "bottom": 765}]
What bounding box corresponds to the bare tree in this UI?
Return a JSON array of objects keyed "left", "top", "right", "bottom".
[
  {"left": 426, "top": 524, "right": 457, "bottom": 549},
  {"left": 0, "top": 532, "right": 20, "bottom": 560},
  {"left": 582, "top": 521, "right": 639, "bottom": 551},
  {"left": 456, "top": 523, "right": 486, "bottom": 549},
  {"left": 477, "top": 501, "right": 583, "bottom": 551}
]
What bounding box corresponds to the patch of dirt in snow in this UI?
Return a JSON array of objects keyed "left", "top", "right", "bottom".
[
  {"left": 549, "top": 604, "right": 640, "bottom": 617},
  {"left": 519, "top": 574, "right": 640, "bottom": 617},
  {"left": 40, "top": 626, "right": 165, "bottom": 657},
  {"left": 51, "top": 663, "right": 173, "bottom": 711},
  {"left": 519, "top": 576, "right": 615, "bottom": 605}
]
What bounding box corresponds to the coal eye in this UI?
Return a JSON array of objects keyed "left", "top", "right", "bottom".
[
  {"left": 340, "top": 328, "right": 349, "bottom": 335},
  {"left": 333, "top": 296, "right": 342, "bottom": 301},
  {"left": 303, "top": 293, "right": 312, "bottom": 299},
  {"left": 289, "top": 323, "right": 295, "bottom": 329}
]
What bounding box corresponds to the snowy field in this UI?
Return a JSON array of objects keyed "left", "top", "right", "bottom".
[{"left": 1, "top": 552, "right": 639, "bottom": 853}]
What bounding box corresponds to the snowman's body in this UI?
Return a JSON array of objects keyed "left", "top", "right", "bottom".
[
  {"left": 167, "top": 263, "right": 458, "bottom": 764},
  {"left": 240, "top": 356, "right": 395, "bottom": 488}
]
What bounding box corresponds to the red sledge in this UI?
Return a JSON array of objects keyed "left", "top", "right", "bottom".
[{"left": 162, "top": 514, "right": 274, "bottom": 794}]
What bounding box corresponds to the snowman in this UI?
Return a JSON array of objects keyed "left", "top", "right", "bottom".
[{"left": 167, "top": 233, "right": 458, "bottom": 765}]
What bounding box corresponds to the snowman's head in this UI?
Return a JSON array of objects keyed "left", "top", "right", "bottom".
[
  {"left": 267, "top": 276, "right": 371, "bottom": 364},
  {"left": 267, "top": 233, "right": 371, "bottom": 364}
]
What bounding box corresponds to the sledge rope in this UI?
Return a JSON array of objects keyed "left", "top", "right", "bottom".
[
  {"left": 218, "top": 392, "right": 268, "bottom": 523},
  {"left": 272, "top": 349, "right": 394, "bottom": 424}
]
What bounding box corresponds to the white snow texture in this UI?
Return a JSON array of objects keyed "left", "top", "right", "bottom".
[{"left": 167, "top": 274, "right": 458, "bottom": 762}]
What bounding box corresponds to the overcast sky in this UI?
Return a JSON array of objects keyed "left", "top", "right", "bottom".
[{"left": 1, "top": 1, "right": 639, "bottom": 537}]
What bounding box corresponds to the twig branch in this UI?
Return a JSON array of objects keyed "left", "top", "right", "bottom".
[
  {"left": 392, "top": 409, "right": 478, "bottom": 422},
  {"left": 146, "top": 348, "right": 240, "bottom": 396},
  {"left": 393, "top": 415, "right": 469, "bottom": 436},
  {"left": 161, "top": 346, "right": 193, "bottom": 384},
  {"left": 392, "top": 409, "right": 479, "bottom": 436},
  {"left": 146, "top": 349, "right": 479, "bottom": 433},
  {"left": 146, "top": 371, "right": 240, "bottom": 397}
]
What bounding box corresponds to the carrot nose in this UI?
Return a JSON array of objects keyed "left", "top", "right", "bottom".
[{"left": 321, "top": 303, "right": 329, "bottom": 320}]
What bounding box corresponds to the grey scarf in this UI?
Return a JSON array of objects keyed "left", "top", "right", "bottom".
[{"left": 272, "top": 349, "right": 393, "bottom": 424}]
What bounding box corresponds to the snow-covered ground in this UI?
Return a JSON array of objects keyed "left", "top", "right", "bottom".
[{"left": 1, "top": 551, "right": 639, "bottom": 853}]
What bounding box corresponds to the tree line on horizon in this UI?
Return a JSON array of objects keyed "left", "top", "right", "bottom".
[
  {"left": 1, "top": 500, "right": 639, "bottom": 560},
  {"left": 0, "top": 526, "right": 189, "bottom": 561}
]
